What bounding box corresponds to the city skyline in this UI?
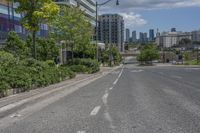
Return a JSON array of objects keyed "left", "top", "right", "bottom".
[{"left": 98, "top": 0, "right": 200, "bottom": 32}]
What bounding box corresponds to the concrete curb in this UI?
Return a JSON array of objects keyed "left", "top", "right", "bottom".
[{"left": 0, "top": 65, "right": 122, "bottom": 119}]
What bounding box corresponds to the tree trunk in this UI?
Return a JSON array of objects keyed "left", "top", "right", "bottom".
[
  {"left": 71, "top": 42, "right": 74, "bottom": 64},
  {"left": 32, "top": 31, "right": 36, "bottom": 59}
]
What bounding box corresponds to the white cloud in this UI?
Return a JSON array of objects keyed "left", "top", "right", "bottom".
[
  {"left": 98, "top": 0, "right": 200, "bottom": 11},
  {"left": 119, "top": 12, "right": 147, "bottom": 28}
]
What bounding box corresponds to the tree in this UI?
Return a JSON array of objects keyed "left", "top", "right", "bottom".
[
  {"left": 13, "top": 0, "right": 60, "bottom": 59},
  {"left": 50, "top": 5, "right": 92, "bottom": 62},
  {"left": 137, "top": 44, "right": 159, "bottom": 65},
  {"left": 36, "top": 38, "right": 59, "bottom": 61},
  {"left": 4, "top": 31, "right": 30, "bottom": 59}
]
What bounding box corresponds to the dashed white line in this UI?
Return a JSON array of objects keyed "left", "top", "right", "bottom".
[
  {"left": 171, "top": 75, "right": 182, "bottom": 79},
  {"left": 102, "top": 93, "right": 109, "bottom": 104},
  {"left": 77, "top": 131, "right": 86, "bottom": 133},
  {"left": 113, "top": 78, "right": 118, "bottom": 85},
  {"left": 109, "top": 87, "right": 113, "bottom": 90},
  {"left": 113, "top": 67, "right": 124, "bottom": 85},
  {"left": 90, "top": 106, "right": 101, "bottom": 116}
]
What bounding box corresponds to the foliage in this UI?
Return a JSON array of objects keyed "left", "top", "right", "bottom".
[
  {"left": 102, "top": 45, "right": 122, "bottom": 66},
  {"left": 68, "top": 58, "right": 100, "bottom": 74},
  {"left": 183, "top": 52, "right": 190, "bottom": 61},
  {"left": 50, "top": 5, "right": 93, "bottom": 59},
  {"left": 0, "top": 51, "right": 16, "bottom": 68},
  {"left": 36, "top": 38, "right": 59, "bottom": 61},
  {"left": 13, "top": 0, "right": 60, "bottom": 58},
  {"left": 69, "top": 65, "right": 89, "bottom": 74},
  {"left": 137, "top": 44, "right": 159, "bottom": 64},
  {"left": 14, "top": 0, "right": 59, "bottom": 32},
  {"left": 4, "top": 32, "right": 30, "bottom": 59},
  {"left": 0, "top": 57, "right": 75, "bottom": 96}
]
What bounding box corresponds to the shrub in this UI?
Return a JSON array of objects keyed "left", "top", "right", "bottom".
[
  {"left": 0, "top": 51, "right": 16, "bottom": 68},
  {"left": 59, "top": 67, "right": 76, "bottom": 79},
  {"left": 7, "top": 65, "right": 32, "bottom": 91},
  {"left": 0, "top": 81, "right": 10, "bottom": 95},
  {"left": 4, "top": 31, "right": 30, "bottom": 59},
  {"left": 72, "top": 58, "right": 100, "bottom": 73},
  {"left": 69, "top": 65, "right": 89, "bottom": 73}
]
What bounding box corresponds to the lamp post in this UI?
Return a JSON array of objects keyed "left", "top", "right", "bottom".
[{"left": 95, "top": 0, "right": 119, "bottom": 61}]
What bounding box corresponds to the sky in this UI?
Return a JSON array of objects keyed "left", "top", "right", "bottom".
[{"left": 97, "top": 0, "right": 200, "bottom": 34}]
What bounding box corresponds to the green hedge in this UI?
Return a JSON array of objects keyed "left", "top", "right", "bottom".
[
  {"left": 0, "top": 54, "right": 75, "bottom": 97},
  {"left": 69, "top": 58, "right": 100, "bottom": 74},
  {"left": 69, "top": 65, "right": 89, "bottom": 74}
]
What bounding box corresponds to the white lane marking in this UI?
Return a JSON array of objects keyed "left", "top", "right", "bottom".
[
  {"left": 90, "top": 106, "right": 101, "bottom": 116},
  {"left": 113, "top": 78, "right": 118, "bottom": 85},
  {"left": 104, "top": 112, "right": 116, "bottom": 129},
  {"left": 109, "top": 87, "right": 113, "bottom": 90},
  {"left": 102, "top": 93, "right": 109, "bottom": 104},
  {"left": 10, "top": 113, "right": 21, "bottom": 118},
  {"left": 131, "top": 69, "right": 144, "bottom": 73},
  {"left": 77, "top": 131, "right": 86, "bottom": 133},
  {"left": 113, "top": 66, "right": 124, "bottom": 85},
  {"left": 171, "top": 75, "right": 182, "bottom": 79}
]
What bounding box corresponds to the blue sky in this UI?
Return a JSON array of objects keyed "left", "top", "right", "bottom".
[{"left": 98, "top": 0, "right": 200, "bottom": 34}]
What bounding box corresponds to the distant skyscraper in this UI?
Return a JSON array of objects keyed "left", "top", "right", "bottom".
[
  {"left": 144, "top": 32, "right": 148, "bottom": 42},
  {"left": 98, "top": 14, "right": 124, "bottom": 52},
  {"left": 192, "top": 30, "right": 200, "bottom": 42},
  {"left": 126, "top": 28, "right": 130, "bottom": 42},
  {"left": 149, "top": 29, "right": 155, "bottom": 41},
  {"left": 132, "top": 31, "right": 137, "bottom": 42},
  {"left": 139, "top": 32, "right": 144, "bottom": 42},
  {"left": 171, "top": 28, "right": 176, "bottom": 32}
]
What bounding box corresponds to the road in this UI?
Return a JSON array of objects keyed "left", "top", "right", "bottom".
[{"left": 1, "top": 62, "right": 200, "bottom": 132}]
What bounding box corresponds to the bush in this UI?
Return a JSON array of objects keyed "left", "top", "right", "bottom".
[
  {"left": 71, "top": 58, "right": 100, "bottom": 73},
  {"left": 0, "top": 51, "right": 16, "bottom": 68},
  {"left": 0, "top": 81, "right": 10, "bottom": 96},
  {"left": 69, "top": 65, "right": 89, "bottom": 73},
  {"left": 4, "top": 31, "right": 30, "bottom": 59},
  {"left": 7, "top": 65, "right": 32, "bottom": 91},
  {"left": 101, "top": 46, "right": 122, "bottom": 66},
  {"left": 0, "top": 57, "right": 76, "bottom": 95},
  {"left": 59, "top": 67, "right": 76, "bottom": 79}
]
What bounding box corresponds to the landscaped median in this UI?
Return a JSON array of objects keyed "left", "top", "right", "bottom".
[{"left": 0, "top": 51, "right": 100, "bottom": 98}]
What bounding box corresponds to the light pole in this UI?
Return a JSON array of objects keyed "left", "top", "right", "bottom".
[{"left": 95, "top": 0, "right": 119, "bottom": 61}]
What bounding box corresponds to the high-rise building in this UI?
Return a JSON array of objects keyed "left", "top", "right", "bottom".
[
  {"left": 144, "top": 32, "right": 148, "bottom": 42},
  {"left": 0, "top": 1, "right": 49, "bottom": 44},
  {"left": 55, "top": 0, "right": 96, "bottom": 26},
  {"left": 191, "top": 30, "right": 200, "bottom": 42},
  {"left": 139, "top": 32, "right": 144, "bottom": 43},
  {"left": 125, "top": 28, "right": 130, "bottom": 42},
  {"left": 149, "top": 29, "right": 155, "bottom": 41},
  {"left": 132, "top": 31, "right": 137, "bottom": 42},
  {"left": 98, "top": 14, "right": 124, "bottom": 52},
  {"left": 0, "top": 1, "right": 22, "bottom": 43}
]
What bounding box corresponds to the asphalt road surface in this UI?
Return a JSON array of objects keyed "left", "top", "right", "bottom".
[{"left": 1, "top": 62, "right": 200, "bottom": 133}]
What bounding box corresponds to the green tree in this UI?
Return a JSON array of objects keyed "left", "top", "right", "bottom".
[
  {"left": 13, "top": 0, "right": 60, "bottom": 59},
  {"left": 36, "top": 38, "right": 59, "bottom": 61},
  {"left": 50, "top": 5, "right": 92, "bottom": 61},
  {"left": 4, "top": 31, "right": 30, "bottom": 59},
  {"left": 137, "top": 44, "right": 159, "bottom": 65}
]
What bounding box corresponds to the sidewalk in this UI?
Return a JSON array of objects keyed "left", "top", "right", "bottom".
[{"left": 0, "top": 65, "right": 122, "bottom": 119}]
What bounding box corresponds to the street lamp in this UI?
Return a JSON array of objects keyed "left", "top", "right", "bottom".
[{"left": 95, "top": 0, "right": 119, "bottom": 61}]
